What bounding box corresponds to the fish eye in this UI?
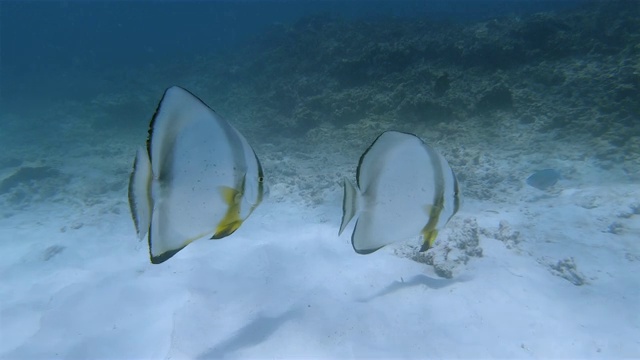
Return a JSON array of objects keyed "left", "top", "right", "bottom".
[{"left": 258, "top": 176, "right": 264, "bottom": 183}]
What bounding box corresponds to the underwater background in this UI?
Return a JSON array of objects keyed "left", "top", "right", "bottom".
[{"left": 1, "top": 1, "right": 639, "bottom": 359}]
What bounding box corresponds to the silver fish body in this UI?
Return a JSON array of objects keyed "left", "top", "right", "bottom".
[
  {"left": 128, "top": 86, "right": 264, "bottom": 264},
  {"left": 340, "top": 131, "right": 460, "bottom": 254}
]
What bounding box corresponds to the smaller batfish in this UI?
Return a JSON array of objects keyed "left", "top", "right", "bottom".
[
  {"left": 339, "top": 131, "right": 461, "bottom": 254},
  {"left": 526, "top": 169, "right": 560, "bottom": 190},
  {"left": 128, "top": 86, "right": 265, "bottom": 264}
]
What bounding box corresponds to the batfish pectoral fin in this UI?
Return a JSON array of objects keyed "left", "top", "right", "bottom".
[
  {"left": 339, "top": 178, "right": 360, "bottom": 235},
  {"left": 212, "top": 186, "right": 244, "bottom": 239}
]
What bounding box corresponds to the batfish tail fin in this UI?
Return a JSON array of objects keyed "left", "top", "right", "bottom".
[
  {"left": 128, "top": 147, "right": 153, "bottom": 240},
  {"left": 339, "top": 178, "right": 360, "bottom": 235}
]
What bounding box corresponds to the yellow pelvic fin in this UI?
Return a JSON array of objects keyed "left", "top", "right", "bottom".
[
  {"left": 213, "top": 219, "right": 243, "bottom": 239},
  {"left": 419, "top": 203, "right": 442, "bottom": 252},
  {"left": 420, "top": 229, "right": 439, "bottom": 252},
  {"left": 213, "top": 186, "right": 244, "bottom": 239}
]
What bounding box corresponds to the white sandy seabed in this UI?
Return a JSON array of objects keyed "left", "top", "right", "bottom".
[{"left": 0, "top": 126, "right": 639, "bottom": 360}]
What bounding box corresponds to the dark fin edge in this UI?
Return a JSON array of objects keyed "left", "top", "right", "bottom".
[
  {"left": 150, "top": 247, "right": 185, "bottom": 265},
  {"left": 212, "top": 221, "right": 242, "bottom": 239},
  {"left": 146, "top": 86, "right": 221, "bottom": 162},
  {"left": 351, "top": 220, "right": 385, "bottom": 255},
  {"left": 127, "top": 156, "right": 141, "bottom": 234},
  {"left": 356, "top": 130, "right": 423, "bottom": 188},
  {"left": 251, "top": 149, "right": 266, "bottom": 208},
  {"left": 148, "top": 223, "right": 188, "bottom": 264},
  {"left": 419, "top": 230, "right": 439, "bottom": 252}
]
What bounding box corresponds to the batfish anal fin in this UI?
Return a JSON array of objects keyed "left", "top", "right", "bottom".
[
  {"left": 149, "top": 223, "right": 210, "bottom": 264},
  {"left": 352, "top": 228, "right": 386, "bottom": 255},
  {"left": 151, "top": 246, "right": 185, "bottom": 264}
]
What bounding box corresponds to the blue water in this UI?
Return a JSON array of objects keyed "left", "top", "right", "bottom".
[
  {"left": 2, "top": 0, "right": 637, "bottom": 203},
  {"left": 1, "top": 0, "right": 637, "bottom": 212},
  {"left": 1, "top": 1, "right": 585, "bottom": 104}
]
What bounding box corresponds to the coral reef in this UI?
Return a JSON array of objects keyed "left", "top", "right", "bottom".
[
  {"left": 220, "top": 0, "right": 638, "bottom": 142},
  {"left": 409, "top": 217, "right": 483, "bottom": 278},
  {"left": 3, "top": 0, "right": 637, "bottom": 209},
  {"left": 483, "top": 220, "right": 522, "bottom": 249},
  {"left": 161, "top": 0, "right": 637, "bottom": 200},
  {"left": 538, "top": 256, "right": 588, "bottom": 286}
]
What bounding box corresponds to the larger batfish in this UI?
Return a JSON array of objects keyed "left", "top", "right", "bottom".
[
  {"left": 339, "top": 131, "right": 460, "bottom": 254},
  {"left": 128, "top": 86, "right": 265, "bottom": 264}
]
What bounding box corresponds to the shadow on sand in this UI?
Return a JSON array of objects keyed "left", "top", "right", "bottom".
[
  {"left": 357, "top": 274, "right": 470, "bottom": 302},
  {"left": 196, "top": 307, "right": 302, "bottom": 359}
]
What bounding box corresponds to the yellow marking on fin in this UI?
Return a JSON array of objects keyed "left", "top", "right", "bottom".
[
  {"left": 220, "top": 186, "right": 241, "bottom": 205},
  {"left": 419, "top": 202, "right": 443, "bottom": 252},
  {"left": 424, "top": 205, "right": 433, "bottom": 216},
  {"left": 213, "top": 185, "right": 244, "bottom": 239},
  {"left": 213, "top": 220, "right": 243, "bottom": 239},
  {"left": 420, "top": 229, "right": 439, "bottom": 252}
]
